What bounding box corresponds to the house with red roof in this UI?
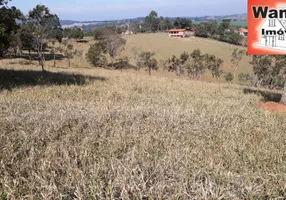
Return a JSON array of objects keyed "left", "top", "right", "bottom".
[
  {"left": 168, "top": 29, "right": 186, "bottom": 38},
  {"left": 238, "top": 28, "right": 248, "bottom": 36}
]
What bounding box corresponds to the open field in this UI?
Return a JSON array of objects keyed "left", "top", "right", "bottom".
[
  {"left": 122, "top": 33, "right": 251, "bottom": 81},
  {"left": 51, "top": 33, "right": 252, "bottom": 82},
  {"left": 0, "top": 60, "right": 286, "bottom": 199},
  {"left": 122, "top": 33, "right": 249, "bottom": 69}
]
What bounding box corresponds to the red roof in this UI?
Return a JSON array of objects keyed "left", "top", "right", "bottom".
[
  {"left": 169, "top": 29, "right": 186, "bottom": 32},
  {"left": 239, "top": 28, "right": 248, "bottom": 33}
]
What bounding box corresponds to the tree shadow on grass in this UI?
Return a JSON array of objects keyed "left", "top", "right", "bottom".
[
  {"left": 243, "top": 88, "right": 282, "bottom": 103},
  {"left": 6, "top": 53, "right": 65, "bottom": 62},
  {"left": 0, "top": 69, "right": 106, "bottom": 91},
  {"left": 21, "top": 53, "right": 65, "bottom": 61}
]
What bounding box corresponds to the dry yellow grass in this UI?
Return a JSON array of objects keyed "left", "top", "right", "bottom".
[
  {"left": 122, "top": 33, "right": 252, "bottom": 76},
  {"left": 57, "top": 34, "right": 252, "bottom": 82},
  {"left": 0, "top": 57, "right": 286, "bottom": 199}
]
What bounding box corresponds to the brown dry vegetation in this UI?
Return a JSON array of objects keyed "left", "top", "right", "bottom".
[{"left": 0, "top": 58, "right": 286, "bottom": 199}]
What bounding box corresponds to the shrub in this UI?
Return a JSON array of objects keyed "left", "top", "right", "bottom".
[
  {"left": 86, "top": 42, "right": 107, "bottom": 67},
  {"left": 224, "top": 72, "right": 234, "bottom": 82},
  {"left": 238, "top": 72, "right": 253, "bottom": 85},
  {"left": 114, "top": 56, "right": 129, "bottom": 70}
]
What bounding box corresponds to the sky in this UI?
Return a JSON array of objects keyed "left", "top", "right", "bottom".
[{"left": 10, "top": 0, "right": 247, "bottom": 21}]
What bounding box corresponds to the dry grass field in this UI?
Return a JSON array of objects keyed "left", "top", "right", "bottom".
[
  {"left": 55, "top": 33, "right": 252, "bottom": 82},
  {"left": 0, "top": 53, "right": 286, "bottom": 199},
  {"left": 122, "top": 33, "right": 252, "bottom": 78}
]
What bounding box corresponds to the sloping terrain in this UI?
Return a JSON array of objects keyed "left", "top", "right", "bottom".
[{"left": 0, "top": 64, "right": 285, "bottom": 199}]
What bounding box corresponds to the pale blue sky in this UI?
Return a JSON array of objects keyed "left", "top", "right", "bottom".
[{"left": 10, "top": 0, "right": 247, "bottom": 21}]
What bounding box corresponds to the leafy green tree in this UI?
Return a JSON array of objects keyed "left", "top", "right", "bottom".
[
  {"left": 174, "top": 17, "right": 192, "bottom": 29},
  {"left": 8, "top": 30, "right": 22, "bottom": 57},
  {"left": 218, "top": 19, "right": 231, "bottom": 34},
  {"left": 86, "top": 42, "right": 107, "bottom": 67},
  {"left": 114, "top": 56, "right": 129, "bottom": 71},
  {"left": 137, "top": 51, "right": 158, "bottom": 75},
  {"left": 205, "top": 53, "right": 224, "bottom": 79},
  {"left": 145, "top": 10, "right": 158, "bottom": 32},
  {"left": 219, "top": 30, "right": 243, "bottom": 45},
  {"left": 68, "top": 28, "right": 84, "bottom": 41},
  {"left": 205, "top": 21, "right": 218, "bottom": 37},
  {"left": 19, "top": 23, "right": 34, "bottom": 63},
  {"left": 166, "top": 51, "right": 189, "bottom": 76},
  {"left": 195, "top": 23, "right": 208, "bottom": 38},
  {"left": 0, "top": 0, "right": 22, "bottom": 57},
  {"left": 250, "top": 55, "right": 286, "bottom": 104},
  {"left": 158, "top": 17, "right": 172, "bottom": 31},
  {"left": 28, "top": 5, "right": 63, "bottom": 71},
  {"left": 186, "top": 49, "right": 205, "bottom": 79},
  {"left": 166, "top": 55, "right": 181, "bottom": 75}
]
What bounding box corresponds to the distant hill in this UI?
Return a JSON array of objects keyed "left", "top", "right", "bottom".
[{"left": 60, "top": 14, "right": 247, "bottom": 31}]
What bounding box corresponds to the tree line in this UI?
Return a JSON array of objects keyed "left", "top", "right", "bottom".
[
  {"left": 0, "top": 1, "right": 87, "bottom": 70},
  {"left": 127, "top": 11, "right": 243, "bottom": 45},
  {"left": 195, "top": 19, "right": 244, "bottom": 45},
  {"left": 129, "top": 10, "right": 193, "bottom": 33}
]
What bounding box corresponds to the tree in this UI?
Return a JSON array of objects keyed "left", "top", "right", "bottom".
[
  {"left": 103, "top": 32, "right": 126, "bottom": 69},
  {"left": 0, "top": 0, "right": 22, "bottom": 57},
  {"left": 145, "top": 10, "right": 158, "bottom": 32},
  {"left": 250, "top": 55, "right": 283, "bottom": 88},
  {"left": 205, "top": 53, "right": 224, "bottom": 80},
  {"left": 238, "top": 72, "right": 253, "bottom": 85},
  {"left": 68, "top": 28, "right": 84, "bottom": 41},
  {"left": 137, "top": 51, "right": 158, "bottom": 75},
  {"left": 219, "top": 30, "right": 243, "bottom": 45},
  {"left": 250, "top": 55, "right": 286, "bottom": 104},
  {"left": 114, "top": 56, "right": 129, "bottom": 71},
  {"left": 225, "top": 72, "right": 234, "bottom": 83},
  {"left": 174, "top": 17, "right": 192, "bottom": 29},
  {"left": 186, "top": 49, "right": 205, "bottom": 79},
  {"left": 195, "top": 23, "right": 209, "bottom": 38},
  {"left": 131, "top": 46, "right": 143, "bottom": 71},
  {"left": 6, "top": 30, "right": 21, "bottom": 57},
  {"left": 166, "top": 51, "right": 189, "bottom": 76},
  {"left": 28, "top": 5, "right": 63, "bottom": 71},
  {"left": 173, "top": 17, "right": 182, "bottom": 28},
  {"left": 19, "top": 23, "right": 34, "bottom": 63},
  {"left": 59, "top": 40, "right": 75, "bottom": 67},
  {"left": 166, "top": 55, "right": 181, "bottom": 75},
  {"left": 231, "top": 48, "right": 245, "bottom": 81},
  {"left": 218, "top": 19, "right": 231, "bottom": 34},
  {"left": 86, "top": 42, "right": 107, "bottom": 67},
  {"left": 205, "top": 21, "right": 218, "bottom": 37}
]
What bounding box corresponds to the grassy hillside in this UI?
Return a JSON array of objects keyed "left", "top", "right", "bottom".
[
  {"left": 0, "top": 62, "right": 285, "bottom": 199},
  {"left": 34, "top": 33, "right": 251, "bottom": 82},
  {"left": 122, "top": 33, "right": 251, "bottom": 80}
]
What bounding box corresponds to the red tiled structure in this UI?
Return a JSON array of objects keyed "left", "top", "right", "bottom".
[{"left": 238, "top": 28, "right": 248, "bottom": 36}]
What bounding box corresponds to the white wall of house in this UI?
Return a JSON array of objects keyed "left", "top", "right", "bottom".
[{"left": 168, "top": 31, "right": 186, "bottom": 38}]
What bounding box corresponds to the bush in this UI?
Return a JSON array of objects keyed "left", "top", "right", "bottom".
[
  {"left": 224, "top": 72, "right": 233, "bottom": 82},
  {"left": 86, "top": 42, "right": 107, "bottom": 67},
  {"left": 238, "top": 72, "right": 253, "bottom": 85},
  {"left": 114, "top": 56, "right": 129, "bottom": 70}
]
